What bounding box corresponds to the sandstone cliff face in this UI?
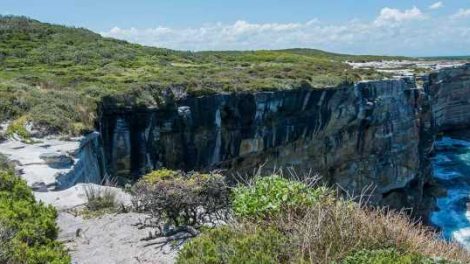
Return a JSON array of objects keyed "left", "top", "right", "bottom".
[
  {"left": 427, "top": 65, "right": 470, "bottom": 132},
  {"left": 99, "top": 76, "right": 439, "bottom": 210},
  {"left": 97, "top": 64, "right": 470, "bottom": 211},
  {"left": 56, "top": 132, "right": 105, "bottom": 189}
]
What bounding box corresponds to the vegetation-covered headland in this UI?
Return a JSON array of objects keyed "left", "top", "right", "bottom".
[{"left": 0, "top": 16, "right": 405, "bottom": 136}]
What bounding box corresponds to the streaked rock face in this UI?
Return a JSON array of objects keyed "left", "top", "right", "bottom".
[
  {"left": 427, "top": 65, "right": 470, "bottom": 131},
  {"left": 99, "top": 64, "right": 470, "bottom": 212}
]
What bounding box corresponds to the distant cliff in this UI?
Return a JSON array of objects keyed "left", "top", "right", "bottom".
[
  {"left": 97, "top": 66, "right": 470, "bottom": 212},
  {"left": 427, "top": 65, "right": 470, "bottom": 131}
]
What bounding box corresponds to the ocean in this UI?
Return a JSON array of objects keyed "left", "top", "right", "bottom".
[{"left": 431, "top": 135, "right": 470, "bottom": 248}]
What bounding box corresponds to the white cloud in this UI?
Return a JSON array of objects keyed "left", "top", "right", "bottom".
[
  {"left": 429, "top": 2, "right": 443, "bottom": 10},
  {"left": 452, "top": 8, "right": 470, "bottom": 18},
  {"left": 374, "top": 7, "right": 425, "bottom": 25},
  {"left": 100, "top": 6, "right": 470, "bottom": 56}
]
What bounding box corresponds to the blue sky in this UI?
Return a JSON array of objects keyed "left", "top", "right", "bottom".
[{"left": 2, "top": 0, "right": 470, "bottom": 56}]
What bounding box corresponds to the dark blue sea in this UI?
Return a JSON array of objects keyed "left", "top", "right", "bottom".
[{"left": 431, "top": 135, "right": 470, "bottom": 247}]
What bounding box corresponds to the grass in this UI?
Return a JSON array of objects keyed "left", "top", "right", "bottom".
[
  {"left": 274, "top": 200, "right": 468, "bottom": 263},
  {"left": 81, "top": 184, "right": 118, "bottom": 218},
  {"left": 176, "top": 174, "right": 470, "bottom": 264},
  {"left": 0, "top": 15, "right": 409, "bottom": 135},
  {"left": 339, "top": 249, "right": 452, "bottom": 264}
]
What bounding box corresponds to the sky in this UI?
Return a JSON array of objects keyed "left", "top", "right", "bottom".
[{"left": 1, "top": 0, "right": 470, "bottom": 56}]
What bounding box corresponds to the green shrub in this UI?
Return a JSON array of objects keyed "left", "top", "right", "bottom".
[
  {"left": 340, "top": 249, "right": 454, "bottom": 264},
  {"left": 8, "top": 240, "right": 70, "bottom": 264},
  {"left": 133, "top": 170, "right": 229, "bottom": 232},
  {"left": 232, "top": 175, "right": 332, "bottom": 219},
  {"left": 0, "top": 198, "right": 58, "bottom": 245},
  {"left": 0, "top": 154, "right": 14, "bottom": 171},
  {"left": 0, "top": 169, "right": 34, "bottom": 201},
  {"left": 0, "top": 169, "right": 70, "bottom": 263},
  {"left": 6, "top": 115, "right": 30, "bottom": 140},
  {"left": 0, "top": 223, "right": 14, "bottom": 263},
  {"left": 176, "top": 225, "right": 291, "bottom": 264},
  {"left": 141, "top": 168, "right": 179, "bottom": 183}
]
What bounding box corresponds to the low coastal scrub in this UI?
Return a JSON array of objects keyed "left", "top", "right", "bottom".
[
  {"left": 176, "top": 224, "right": 290, "bottom": 264},
  {"left": 132, "top": 169, "right": 229, "bottom": 236},
  {"left": 174, "top": 174, "right": 470, "bottom": 264},
  {"left": 0, "top": 159, "right": 70, "bottom": 263},
  {"left": 232, "top": 175, "right": 332, "bottom": 219},
  {"left": 5, "top": 115, "right": 30, "bottom": 140}
]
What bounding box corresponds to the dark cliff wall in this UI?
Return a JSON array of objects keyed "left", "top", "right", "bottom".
[
  {"left": 97, "top": 63, "right": 470, "bottom": 211},
  {"left": 99, "top": 77, "right": 436, "bottom": 210},
  {"left": 427, "top": 65, "right": 470, "bottom": 131}
]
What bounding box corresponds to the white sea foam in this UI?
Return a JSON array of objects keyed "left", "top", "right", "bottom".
[{"left": 452, "top": 228, "right": 470, "bottom": 250}]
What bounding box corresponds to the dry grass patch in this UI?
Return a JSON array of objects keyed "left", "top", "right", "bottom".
[
  {"left": 81, "top": 184, "right": 118, "bottom": 218},
  {"left": 272, "top": 200, "right": 470, "bottom": 263}
]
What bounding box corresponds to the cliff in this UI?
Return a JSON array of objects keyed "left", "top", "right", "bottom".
[
  {"left": 99, "top": 73, "right": 443, "bottom": 211},
  {"left": 6, "top": 64, "right": 467, "bottom": 214},
  {"left": 427, "top": 65, "right": 470, "bottom": 131}
]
